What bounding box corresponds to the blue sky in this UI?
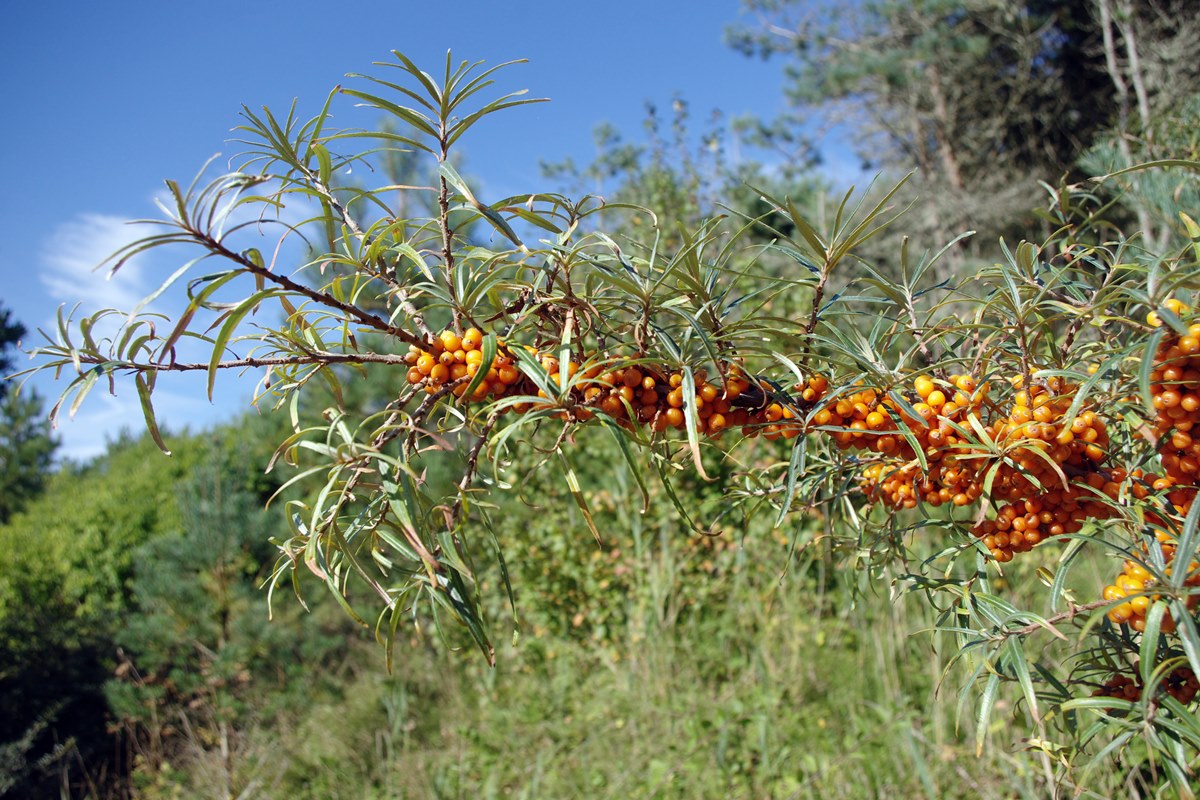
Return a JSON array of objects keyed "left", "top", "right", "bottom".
[{"left": 1, "top": 0, "right": 843, "bottom": 460}]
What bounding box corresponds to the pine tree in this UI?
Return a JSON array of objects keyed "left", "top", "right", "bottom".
[
  {"left": 0, "top": 303, "right": 55, "bottom": 523},
  {"left": 726, "top": 0, "right": 1200, "bottom": 264}
]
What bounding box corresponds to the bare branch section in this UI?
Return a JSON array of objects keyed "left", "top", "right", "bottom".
[{"left": 995, "top": 600, "right": 1112, "bottom": 642}]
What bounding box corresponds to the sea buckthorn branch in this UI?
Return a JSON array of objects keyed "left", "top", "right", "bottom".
[
  {"left": 189, "top": 225, "right": 430, "bottom": 351},
  {"left": 287, "top": 155, "right": 436, "bottom": 327},
  {"left": 28, "top": 50, "right": 1200, "bottom": 782},
  {"left": 994, "top": 599, "right": 1113, "bottom": 641},
  {"left": 58, "top": 351, "right": 414, "bottom": 374},
  {"left": 308, "top": 197, "right": 438, "bottom": 341},
  {"left": 254, "top": 259, "right": 1200, "bottom": 674},
  {"left": 437, "top": 169, "right": 461, "bottom": 328}
]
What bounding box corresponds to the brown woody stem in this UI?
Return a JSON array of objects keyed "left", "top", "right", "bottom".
[{"left": 196, "top": 229, "right": 428, "bottom": 350}]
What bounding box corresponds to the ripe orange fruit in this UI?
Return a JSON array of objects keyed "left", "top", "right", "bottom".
[{"left": 462, "top": 328, "right": 484, "bottom": 350}]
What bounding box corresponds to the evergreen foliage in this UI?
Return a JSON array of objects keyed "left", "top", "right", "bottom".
[{"left": 0, "top": 302, "right": 55, "bottom": 523}]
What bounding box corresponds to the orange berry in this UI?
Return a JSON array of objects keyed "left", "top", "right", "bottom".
[{"left": 462, "top": 328, "right": 484, "bottom": 350}]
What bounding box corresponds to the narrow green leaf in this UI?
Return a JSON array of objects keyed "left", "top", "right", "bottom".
[
  {"left": 339, "top": 88, "right": 438, "bottom": 137},
  {"left": 1140, "top": 601, "right": 1167, "bottom": 687},
  {"left": 681, "top": 366, "right": 710, "bottom": 480},
  {"left": 1173, "top": 601, "right": 1200, "bottom": 679},
  {"left": 68, "top": 368, "right": 100, "bottom": 418},
  {"left": 1005, "top": 640, "right": 1038, "bottom": 725},
  {"left": 556, "top": 449, "right": 602, "bottom": 546},
  {"left": 975, "top": 671, "right": 1000, "bottom": 757},
  {"left": 1170, "top": 495, "right": 1200, "bottom": 590},
  {"left": 1139, "top": 325, "right": 1168, "bottom": 415},
  {"left": 775, "top": 438, "right": 805, "bottom": 528},
  {"left": 459, "top": 333, "right": 497, "bottom": 406},
  {"left": 1181, "top": 212, "right": 1200, "bottom": 264},
  {"left": 784, "top": 198, "right": 826, "bottom": 256},
  {"left": 440, "top": 567, "right": 495, "bottom": 665},
  {"left": 1097, "top": 159, "right": 1200, "bottom": 180},
  {"left": 135, "top": 373, "right": 171, "bottom": 455},
  {"left": 207, "top": 290, "right": 275, "bottom": 400},
  {"left": 600, "top": 417, "right": 650, "bottom": 515}
]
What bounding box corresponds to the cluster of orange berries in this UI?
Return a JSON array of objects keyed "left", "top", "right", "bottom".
[
  {"left": 404, "top": 328, "right": 523, "bottom": 402},
  {"left": 837, "top": 371, "right": 1108, "bottom": 553},
  {"left": 573, "top": 362, "right": 760, "bottom": 436},
  {"left": 843, "top": 374, "right": 987, "bottom": 510},
  {"left": 1102, "top": 302, "right": 1200, "bottom": 627},
  {"left": 971, "top": 379, "right": 1119, "bottom": 561},
  {"left": 1093, "top": 665, "right": 1200, "bottom": 705},
  {"left": 1102, "top": 552, "right": 1200, "bottom": 630},
  {"left": 972, "top": 484, "right": 1113, "bottom": 563},
  {"left": 840, "top": 368, "right": 1125, "bottom": 561},
  {"left": 403, "top": 328, "right": 835, "bottom": 437},
  {"left": 568, "top": 363, "right": 826, "bottom": 437},
  {"left": 988, "top": 380, "right": 1110, "bottom": 501},
  {"left": 1148, "top": 306, "right": 1200, "bottom": 496}
]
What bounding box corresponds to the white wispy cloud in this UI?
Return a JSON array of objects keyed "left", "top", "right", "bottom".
[
  {"left": 39, "top": 212, "right": 162, "bottom": 313},
  {"left": 34, "top": 208, "right": 259, "bottom": 462},
  {"left": 34, "top": 180, "right": 329, "bottom": 463}
]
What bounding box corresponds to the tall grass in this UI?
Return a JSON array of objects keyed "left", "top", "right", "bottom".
[
  {"left": 253, "top": 534, "right": 1118, "bottom": 798},
  {"left": 105, "top": 425, "right": 1139, "bottom": 799}
]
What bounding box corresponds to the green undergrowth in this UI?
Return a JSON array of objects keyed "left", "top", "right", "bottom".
[{"left": 261, "top": 581, "right": 1052, "bottom": 800}]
